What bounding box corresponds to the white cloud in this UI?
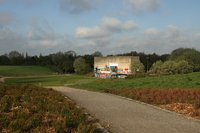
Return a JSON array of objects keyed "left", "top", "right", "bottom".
[
  {"left": 75, "top": 27, "right": 109, "bottom": 39},
  {"left": 144, "top": 28, "right": 160, "bottom": 35},
  {"left": 124, "top": 0, "right": 160, "bottom": 13},
  {"left": 75, "top": 17, "right": 138, "bottom": 39}
]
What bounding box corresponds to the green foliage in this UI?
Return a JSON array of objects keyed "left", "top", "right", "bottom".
[
  {"left": 176, "top": 60, "right": 193, "bottom": 74},
  {"left": 131, "top": 61, "right": 145, "bottom": 74},
  {"left": 170, "top": 48, "right": 200, "bottom": 71},
  {"left": 161, "top": 61, "right": 177, "bottom": 74},
  {"left": 149, "top": 60, "right": 163, "bottom": 75},
  {"left": 74, "top": 57, "right": 91, "bottom": 74},
  {"left": 8, "top": 51, "right": 24, "bottom": 65},
  {"left": 150, "top": 60, "right": 193, "bottom": 75},
  {"left": 51, "top": 51, "right": 76, "bottom": 73}
]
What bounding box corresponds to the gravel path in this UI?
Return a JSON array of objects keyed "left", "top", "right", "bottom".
[
  {"left": 52, "top": 87, "right": 200, "bottom": 133},
  {"left": 0, "top": 77, "right": 6, "bottom": 82}
]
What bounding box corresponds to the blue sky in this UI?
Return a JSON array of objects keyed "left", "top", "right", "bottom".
[{"left": 0, "top": 0, "right": 200, "bottom": 55}]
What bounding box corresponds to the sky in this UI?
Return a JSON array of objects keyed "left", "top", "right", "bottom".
[{"left": 0, "top": 0, "right": 200, "bottom": 55}]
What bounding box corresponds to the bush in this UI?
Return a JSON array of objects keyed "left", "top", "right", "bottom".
[
  {"left": 149, "top": 60, "right": 163, "bottom": 75},
  {"left": 74, "top": 57, "right": 91, "bottom": 74},
  {"left": 131, "top": 61, "right": 145, "bottom": 74},
  {"left": 150, "top": 60, "right": 193, "bottom": 75},
  {"left": 176, "top": 60, "right": 193, "bottom": 74}
]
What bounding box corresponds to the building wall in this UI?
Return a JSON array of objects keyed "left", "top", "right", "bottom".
[{"left": 94, "top": 56, "right": 140, "bottom": 74}]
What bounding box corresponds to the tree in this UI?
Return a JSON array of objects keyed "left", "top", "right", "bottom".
[
  {"left": 176, "top": 60, "right": 193, "bottom": 74},
  {"left": 92, "top": 51, "right": 103, "bottom": 57},
  {"left": 150, "top": 60, "right": 193, "bottom": 75},
  {"left": 73, "top": 57, "right": 90, "bottom": 74},
  {"left": 161, "top": 61, "right": 177, "bottom": 75},
  {"left": 170, "top": 48, "right": 200, "bottom": 71},
  {"left": 150, "top": 60, "right": 163, "bottom": 75},
  {"left": 131, "top": 61, "right": 145, "bottom": 74},
  {"left": 51, "top": 51, "right": 75, "bottom": 73},
  {"left": 8, "top": 51, "right": 24, "bottom": 65},
  {"left": 0, "top": 54, "right": 10, "bottom": 65}
]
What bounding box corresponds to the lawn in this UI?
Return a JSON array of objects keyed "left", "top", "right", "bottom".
[
  {"left": 0, "top": 66, "right": 54, "bottom": 76},
  {"left": 5, "top": 75, "right": 96, "bottom": 86},
  {"left": 72, "top": 72, "right": 200, "bottom": 91},
  {"left": 5, "top": 72, "right": 200, "bottom": 89}
]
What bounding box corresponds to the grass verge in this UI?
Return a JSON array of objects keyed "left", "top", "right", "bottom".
[{"left": 5, "top": 72, "right": 200, "bottom": 89}]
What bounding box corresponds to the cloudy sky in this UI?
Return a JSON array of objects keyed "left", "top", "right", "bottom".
[{"left": 0, "top": 0, "right": 200, "bottom": 55}]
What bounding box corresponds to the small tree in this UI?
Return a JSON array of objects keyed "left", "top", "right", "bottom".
[
  {"left": 131, "top": 61, "right": 145, "bottom": 74},
  {"left": 161, "top": 61, "right": 177, "bottom": 75},
  {"left": 150, "top": 60, "right": 163, "bottom": 75},
  {"left": 73, "top": 57, "right": 90, "bottom": 74},
  {"left": 176, "top": 60, "right": 193, "bottom": 74}
]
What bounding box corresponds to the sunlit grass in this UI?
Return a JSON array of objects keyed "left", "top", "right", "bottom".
[{"left": 5, "top": 72, "right": 200, "bottom": 90}]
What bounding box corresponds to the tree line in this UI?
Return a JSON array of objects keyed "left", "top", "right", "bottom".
[{"left": 0, "top": 48, "right": 199, "bottom": 74}]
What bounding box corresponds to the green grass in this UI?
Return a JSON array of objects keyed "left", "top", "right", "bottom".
[
  {"left": 72, "top": 72, "right": 200, "bottom": 91},
  {"left": 0, "top": 66, "right": 54, "bottom": 76},
  {"left": 6, "top": 75, "right": 96, "bottom": 86},
  {"left": 5, "top": 72, "right": 200, "bottom": 90}
]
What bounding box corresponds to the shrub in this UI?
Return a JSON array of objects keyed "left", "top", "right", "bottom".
[
  {"left": 131, "top": 61, "right": 145, "bottom": 74},
  {"left": 74, "top": 57, "right": 91, "bottom": 74},
  {"left": 176, "top": 60, "right": 193, "bottom": 74},
  {"left": 149, "top": 60, "right": 163, "bottom": 75},
  {"left": 0, "top": 85, "right": 98, "bottom": 132},
  {"left": 150, "top": 60, "right": 193, "bottom": 75},
  {"left": 0, "top": 96, "right": 13, "bottom": 112}
]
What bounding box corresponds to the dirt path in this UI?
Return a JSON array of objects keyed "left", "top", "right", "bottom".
[
  {"left": 0, "top": 77, "right": 6, "bottom": 82},
  {"left": 52, "top": 87, "right": 200, "bottom": 133}
]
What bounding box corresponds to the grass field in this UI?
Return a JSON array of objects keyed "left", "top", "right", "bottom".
[
  {"left": 0, "top": 66, "right": 54, "bottom": 76},
  {"left": 6, "top": 72, "right": 200, "bottom": 90},
  {"left": 5, "top": 75, "right": 95, "bottom": 86},
  {"left": 72, "top": 72, "right": 200, "bottom": 91}
]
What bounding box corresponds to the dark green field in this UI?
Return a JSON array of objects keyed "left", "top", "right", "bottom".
[{"left": 0, "top": 66, "right": 54, "bottom": 76}]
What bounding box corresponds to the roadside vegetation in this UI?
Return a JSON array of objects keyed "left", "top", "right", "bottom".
[
  {"left": 106, "top": 88, "right": 200, "bottom": 119},
  {"left": 0, "top": 84, "right": 100, "bottom": 133}
]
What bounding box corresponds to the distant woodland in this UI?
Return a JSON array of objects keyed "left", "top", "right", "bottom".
[{"left": 0, "top": 48, "right": 199, "bottom": 74}]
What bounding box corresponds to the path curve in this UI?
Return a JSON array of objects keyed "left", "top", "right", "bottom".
[
  {"left": 0, "top": 77, "right": 6, "bottom": 82},
  {"left": 52, "top": 87, "right": 200, "bottom": 133}
]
